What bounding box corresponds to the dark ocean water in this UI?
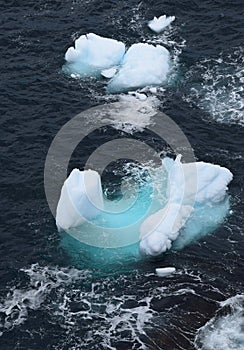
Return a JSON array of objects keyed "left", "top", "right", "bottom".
[{"left": 0, "top": 0, "right": 243, "bottom": 349}]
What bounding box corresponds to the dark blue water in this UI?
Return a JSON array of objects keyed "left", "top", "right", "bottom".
[{"left": 0, "top": 1, "right": 243, "bottom": 349}]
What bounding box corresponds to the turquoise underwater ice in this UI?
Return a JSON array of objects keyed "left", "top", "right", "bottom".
[{"left": 59, "top": 168, "right": 231, "bottom": 267}]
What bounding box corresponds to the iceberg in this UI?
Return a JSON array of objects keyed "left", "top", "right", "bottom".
[
  {"left": 64, "top": 33, "right": 125, "bottom": 77},
  {"left": 139, "top": 156, "right": 233, "bottom": 256},
  {"left": 56, "top": 169, "right": 104, "bottom": 231},
  {"left": 56, "top": 165, "right": 157, "bottom": 249},
  {"left": 162, "top": 155, "right": 233, "bottom": 205},
  {"left": 63, "top": 34, "right": 171, "bottom": 92},
  {"left": 56, "top": 156, "right": 232, "bottom": 258},
  {"left": 107, "top": 43, "right": 170, "bottom": 93},
  {"left": 148, "top": 15, "right": 175, "bottom": 33}
]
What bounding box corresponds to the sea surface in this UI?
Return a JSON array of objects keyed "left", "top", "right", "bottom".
[{"left": 0, "top": 0, "right": 243, "bottom": 349}]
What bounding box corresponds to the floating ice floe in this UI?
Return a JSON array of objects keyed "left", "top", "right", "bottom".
[
  {"left": 56, "top": 154, "right": 232, "bottom": 258},
  {"left": 64, "top": 33, "right": 125, "bottom": 77},
  {"left": 107, "top": 43, "right": 170, "bottom": 93},
  {"left": 148, "top": 15, "right": 175, "bottom": 34},
  {"left": 63, "top": 33, "right": 172, "bottom": 92}
]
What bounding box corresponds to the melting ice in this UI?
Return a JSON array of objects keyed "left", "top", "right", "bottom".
[
  {"left": 107, "top": 43, "right": 170, "bottom": 93},
  {"left": 139, "top": 155, "right": 232, "bottom": 256},
  {"left": 148, "top": 15, "right": 175, "bottom": 33},
  {"left": 63, "top": 33, "right": 171, "bottom": 92},
  {"left": 56, "top": 155, "right": 232, "bottom": 258},
  {"left": 64, "top": 33, "right": 125, "bottom": 77}
]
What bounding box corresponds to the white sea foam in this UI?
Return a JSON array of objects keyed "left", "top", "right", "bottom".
[
  {"left": 183, "top": 48, "right": 244, "bottom": 126},
  {"left": 0, "top": 264, "right": 231, "bottom": 349},
  {"left": 195, "top": 294, "right": 244, "bottom": 350},
  {"left": 0, "top": 264, "right": 87, "bottom": 335},
  {"left": 99, "top": 94, "right": 160, "bottom": 132},
  {"left": 0, "top": 265, "right": 159, "bottom": 348}
]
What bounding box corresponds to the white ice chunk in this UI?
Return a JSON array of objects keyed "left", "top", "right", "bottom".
[
  {"left": 148, "top": 15, "right": 175, "bottom": 33},
  {"left": 163, "top": 155, "right": 233, "bottom": 205},
  {"left": 128, "top": 91, "right": 147, "bottom": 101},
  {"left": 56, "top": 155, "right": 233, "bottom": 258},
  {"left": 139, "top": 156, "right": 233, "bottom": 256},
  {"left": 70, "top": 73, "right": 81, "bottom": 79},
  {"left": 101, "top": 67, "right": 117, "bottom": 79},
  {"left": 155, "top": 267, "right": 176, "bottom": 277},
  {"left": 108, "top": 43, "right": 170, "bottom": 93},
  {"left": 149, "top": 87, "right": 157, "bottom": 94},
  {"left": 139, "top": 203, "right": 193, "bottom": 256},
  {"left": 56, "top": 169, "right": 104, "bottom": 231},
  {"left": 64, "top": 33, "right": 125, "bottom": 77}
]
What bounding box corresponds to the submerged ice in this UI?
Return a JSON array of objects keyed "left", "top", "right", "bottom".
[
  {"left": 56, "top": 165, "right": 157, "bottom": 250},
  {"left": 56, "top": 155, "right": 232, "bottom": 258}
]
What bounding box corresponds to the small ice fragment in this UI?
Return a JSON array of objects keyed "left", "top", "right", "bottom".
[
  {"left": 149, "top": 87, "right": 157, "bottom": 94},
  {"left": 128, "top": 91, "right": 147, "bottom": 101},
  {"left": 148, "top": 15, "right": 175, "bottom": 34},
  {"left": 70, "top": 73, "right": 80, "bottom": 79},
  {"left": 137, "top": 93, "right": 147, "bottom": 101},
  {"left": 101, "top": 67, "right": 117, "bottom": 79},
  {"left": 155, "top": 267, "right": 176, "bottom": 277},
  {"left": 158, "top": 87, "right": 165, "bottom": 92}
]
